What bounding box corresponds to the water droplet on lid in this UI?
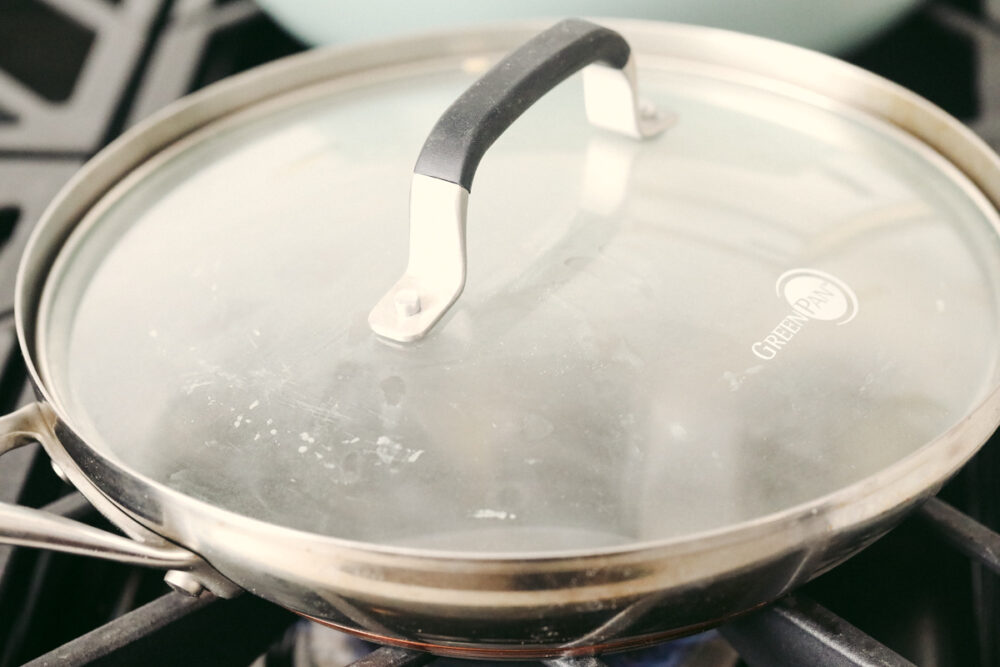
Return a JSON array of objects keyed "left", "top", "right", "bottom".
[
  {"left": 380, "top": 376, "right": 406, "bottom": 406},
  {"left": 522, "top": 413, "right": 554, "bottom": 441}
]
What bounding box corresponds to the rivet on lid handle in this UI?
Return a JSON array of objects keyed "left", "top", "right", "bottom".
[{"left": 367, "top": 19, "right": 672, "bottom": 343}]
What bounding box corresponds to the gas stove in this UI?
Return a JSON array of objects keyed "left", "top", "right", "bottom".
[{"left": 0, "top": 2, "right": 998, "bottom": 666}]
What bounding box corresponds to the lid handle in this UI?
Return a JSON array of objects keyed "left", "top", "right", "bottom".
[{"left": 368, "top": 19, "right": 670, "bottom": 342}]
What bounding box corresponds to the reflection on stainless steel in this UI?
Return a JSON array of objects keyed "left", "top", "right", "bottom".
[{"left": 347, "top": 647, "right": 434, "bottom": 667}]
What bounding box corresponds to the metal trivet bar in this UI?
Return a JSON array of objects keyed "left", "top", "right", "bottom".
[
  {"left": 919, "top": 497, "right": 1000, "bottom": 575},
  {"left": 22, "top": 591, "right": 296, "bottom": 667},
  {"left": 720, "top": 596, "right": 917, "bottom": 667}
]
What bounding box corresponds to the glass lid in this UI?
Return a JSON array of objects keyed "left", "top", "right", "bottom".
[{"left": 37, "top": 28, "right": 1000, "bottom": 554}]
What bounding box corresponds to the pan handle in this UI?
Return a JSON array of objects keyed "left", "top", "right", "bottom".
[
  {"left": 368, "top": 18, "right": 671, "bottom": 342},
  {"left": 0, "top": 499, "right": 198, "bottom": 568},
  {"left": 0, "top": 402, "right": 238, "bottom": 596}
]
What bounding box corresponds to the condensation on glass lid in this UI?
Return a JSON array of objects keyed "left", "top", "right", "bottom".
[{"left": 35, "top": 57, "right": 1000, "bottom": 552}]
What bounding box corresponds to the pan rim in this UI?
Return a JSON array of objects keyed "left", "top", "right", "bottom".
[{"left": 14, "top": 17, "right": 1000, "bottom": 587}]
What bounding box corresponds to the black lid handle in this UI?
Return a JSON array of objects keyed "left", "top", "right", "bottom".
[{"left": 369, "top": 19, "right": 670, "bottom": 342}]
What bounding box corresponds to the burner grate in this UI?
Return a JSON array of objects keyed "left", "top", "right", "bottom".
[
  {"left": 20, "top": 586, "right": 294, "bottom": 667},
  {"left": 721, "top": 596, "right": 916, "bottom": 667},
  {"left": 920, "top": 498, "right": 1000, "bottom": 576}
]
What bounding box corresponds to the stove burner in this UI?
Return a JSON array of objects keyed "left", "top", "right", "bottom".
[{"left": 266, "top": 622, "right": 738, "bottom": 667}]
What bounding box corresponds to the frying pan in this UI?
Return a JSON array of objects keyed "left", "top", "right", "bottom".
[{"left": 1, "top": 19, "right": 999, "bottom": 659}]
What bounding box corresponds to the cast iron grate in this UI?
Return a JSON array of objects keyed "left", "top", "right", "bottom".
[
  {"left": 0, "top": 1, "right": 997, "bottom": 666},
  {"left": 0, "top": 0, "right": 96, "bottom": 104}
]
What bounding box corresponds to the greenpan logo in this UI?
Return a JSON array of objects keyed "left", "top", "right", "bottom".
[{"left": 751, "top": 269, "right": 859, "bottom": 361}]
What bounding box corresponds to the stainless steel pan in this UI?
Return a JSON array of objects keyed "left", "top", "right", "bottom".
[{"left": 1, "top": 19, "right": 999, "bottom": 660}]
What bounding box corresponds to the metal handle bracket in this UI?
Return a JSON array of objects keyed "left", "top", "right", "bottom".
[{"left": 0, "top": 402, "right": 241, "bottom": 597}]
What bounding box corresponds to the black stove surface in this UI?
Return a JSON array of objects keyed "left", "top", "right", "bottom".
[{"left": 0, "top": 2, "right": 998, "bottom": 666}]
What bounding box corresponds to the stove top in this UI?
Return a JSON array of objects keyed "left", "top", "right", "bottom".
[{"left": 0, "top": 2, "right": 998, "bottom": 666}]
